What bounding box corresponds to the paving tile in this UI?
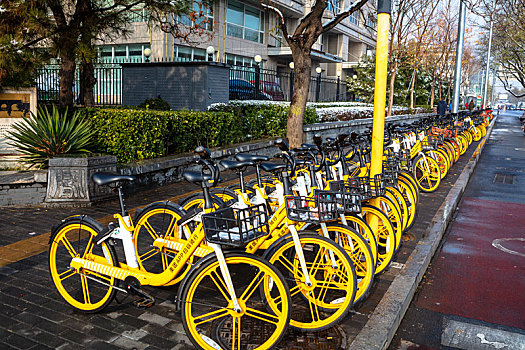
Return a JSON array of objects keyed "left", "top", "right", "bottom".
[
  {"left": 138, "top": 311, "right": 172, "bottom": 326},
  {"left": 139, "top": 333, "right": 178, "bottom": 349},
  {"left": 111, "top": 335, "right": 149, "bottom": 350},
  {"left": 4, "top": 333, "right": 39, "bottom": 349}
]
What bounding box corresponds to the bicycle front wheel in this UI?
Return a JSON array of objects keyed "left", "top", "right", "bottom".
[
  {"left": 264, "top": 233, "right": 357, "bottom": 331},
  {"left": 48, "top": 218, "right": 119, "bottom": 313},
  {"left": 181, "top": 253, "right": 291, "bottom": 350}
]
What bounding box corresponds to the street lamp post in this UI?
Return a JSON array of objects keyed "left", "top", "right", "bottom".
[
  {"left": 289, "top": 62, "right": 294, "bottom": 100},
  {"left": 316, "top": 67, "right": 322, "bottom": 102},
  {"left": 254, "top": 55, "right": 262, "bottom": 99},
  {"left": 206, "top": 46, "right": 215, "bottom": 62},
  {"left": 336, "top": 71, "right": 341, "bottom": 102},
  {"left": 144, "top": 48, "right": 151, "bottom": 63},
  {"left": 451, "top": 0, "right": 467, "bottom": 113},
  {"left": 483, "top": 0, "right": 496, "bottom": 108}
]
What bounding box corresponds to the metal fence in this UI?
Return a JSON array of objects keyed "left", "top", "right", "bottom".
[{"left": 37, "top": 61, "right": 348, "bottom": 106}]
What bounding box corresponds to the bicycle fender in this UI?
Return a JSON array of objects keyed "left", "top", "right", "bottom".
[
  {"left": 260, "top": 231, "right": 321, "bottom": 261},
  {"left": 134, "top": 200, "right": 185, "bottom": 220},
  {"left": 49, "top": 215, "right": 103, "bottom": 244}
]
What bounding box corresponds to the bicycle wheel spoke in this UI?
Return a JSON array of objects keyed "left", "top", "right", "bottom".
[
  {"left": 245, "top": 307, "right": 279, "bottom": 325},
  {"left": 80, "top": 275, "right": 91, "bottom": 305},
  {"left": 58, "top": 268, "right": 77, "bottom": 281},
  {"left": 143, "top": 219, "right": 159, "bottom": 240},
  {"left": 307, "top": 291, "right": 321, "bottom": 323},
  {"left": 209, "top": 269, "right": 232, "bottom": 303},
  {"left": 193, "top": 308, "right": 229, "bottom": 326},
  {"left": 240, "top": 270, "right": 264, "bottom": 302},
  {"left": 276, "top": 255, "right": 303, "bottom": 279},
  {"left": 138, "top": 248, "right": 159, "bottom": 262},
  {"left": 60, "top": 237, "right": 77, "bottom": 258},
  {"left": 232, "top": 317, "right": 241, "bottom": 350},
  {"left": 309, "top": 246, "right": 326, "bottom": 276}
]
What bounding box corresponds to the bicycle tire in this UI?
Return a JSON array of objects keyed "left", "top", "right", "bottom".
[{"left": 48, "top": 217, "right": 119, "bottom": 313}]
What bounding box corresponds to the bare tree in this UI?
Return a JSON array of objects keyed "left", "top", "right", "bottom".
[{"left": 262, "top": 0, "right": 369, "bottom": 147}]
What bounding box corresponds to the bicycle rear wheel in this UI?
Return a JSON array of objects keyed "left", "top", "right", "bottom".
[{"left": 48, "top": 217, "right": 119, "bottom": 313}]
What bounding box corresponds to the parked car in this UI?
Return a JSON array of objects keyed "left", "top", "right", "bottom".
[
  {"left": 249, "top": 80, "right": 285, "bottom": 101},
  {"left": 229, "top": 79, "right": 272, "bottom": 101}
]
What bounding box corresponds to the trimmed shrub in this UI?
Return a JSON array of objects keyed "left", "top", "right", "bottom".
[
  {"left": 87, "top": 104, "right": 318, "bottom": 163},
  {"left": 91, "top": 109, "right": 171, "bottom": 163}
]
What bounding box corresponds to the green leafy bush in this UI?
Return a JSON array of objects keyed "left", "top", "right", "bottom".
[
  {"left": 86, "top": 103, "right": 319, "bottom": 164},
  {"left": 6, "top": 105, "right": 94, "bottom": 168},
  {"left": 138, "top": 96, "right": 171, "bottom": 111},
  {"left": 90, "top": 109, "right": 172, "bottom": 163}
]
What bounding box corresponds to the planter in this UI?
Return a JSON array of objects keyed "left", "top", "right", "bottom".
[{"left": 45, "top": 155, "right": 117, "bottom": 207}]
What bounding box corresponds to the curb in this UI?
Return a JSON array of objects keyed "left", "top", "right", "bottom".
[{"left": 348, "top": 118, "right": 497, "bottom": 350}]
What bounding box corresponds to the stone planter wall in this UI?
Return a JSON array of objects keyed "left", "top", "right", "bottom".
[{"left": 45, "top": 155, "right": 117, "bottom": 207}]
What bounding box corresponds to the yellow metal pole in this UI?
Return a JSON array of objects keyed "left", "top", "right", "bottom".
[{"left": 368, "top": 0, "right": 391, "bottom": 231}]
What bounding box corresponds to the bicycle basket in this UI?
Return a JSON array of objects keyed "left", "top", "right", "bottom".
[
  {"left": 202, "top": 204, "right": 269, "bottom": 247},
  {"left": 382, "top": 158, "right": 400, "bottom": 186},
  {"left": 345, "top": 174, "right": 385, "bottom": 200},
  {"left": 285, "top": 190, "right": 340, "bottom": 223},
  {"left": 328, "top": 180, "right": 362, "bottom": 213},
  {"left": 421, "top": 135, "right": 439, "bottom": 150}
]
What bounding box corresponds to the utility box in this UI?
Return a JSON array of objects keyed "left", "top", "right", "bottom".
[{"left": 122, "top": 62, "right": 230, "bottom": 111}]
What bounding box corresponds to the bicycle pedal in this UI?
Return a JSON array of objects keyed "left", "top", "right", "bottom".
[{"left": 134, "top": 297, "right": 155, "bottom": 309}]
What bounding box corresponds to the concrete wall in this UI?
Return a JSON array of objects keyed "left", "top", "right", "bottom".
[{"left": 122, "top": 62, "right": 230, "bottom": 111}]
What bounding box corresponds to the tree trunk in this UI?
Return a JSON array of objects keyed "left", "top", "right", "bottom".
[
  {"left": 387, "top": 61, "right": 398, "bottom": 116},
  {"left": 80, "top": 61, "right": 96, "bottom": 106},
  {"left": 409, "top": 68, "right": 416, "bottom": 109},
  {"left": 59, "top": 52, "right": 76, "bottom": 108},
  {"left": 287, "top": 51, "right": 312, "bottom": 148},
  {"left": 430, "top": 72, "right": 435, "bottom": 109},
  {"left": 438, "top": 77, "right": 442, "bottom": 101}
]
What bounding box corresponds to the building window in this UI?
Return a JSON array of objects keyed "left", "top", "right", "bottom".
[
  {"left": 226, "top": 0, "right": 264, "bottom": 44},
  {"left": 225, "top": 53, "right": 262, "bottom": 68},
  {"left": 327, "top": 0, "right": 341, "bottom": 14},
  {"left": 98, "top": 44, "right": 147, "bottom": 63},
  {"left": 126, "top": 7, "right": 150, "bottom": 22},
  {"left": 349, "top": 11, "right": 359, "bottom": 26},
  {"left": 176, "top": 0, "right": 214, "bottom": 31},
  {"left": 173, "top": 45, "right": 210, "bottom": 62}
]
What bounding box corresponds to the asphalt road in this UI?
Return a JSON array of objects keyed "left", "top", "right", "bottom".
[{"left": 389, "top": 110, "right": 525, "bottom": 350}]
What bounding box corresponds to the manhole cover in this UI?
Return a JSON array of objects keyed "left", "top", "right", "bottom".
[
  {"left": 213, "top": 317, "right": 345, "bottom": 349},
  {"left": 493, "top": 173, "right": 515, "bottom": 184}
]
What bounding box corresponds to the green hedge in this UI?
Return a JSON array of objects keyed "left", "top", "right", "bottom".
[{"left": 87, "top": 104, "right": 318, "bottom": 163}]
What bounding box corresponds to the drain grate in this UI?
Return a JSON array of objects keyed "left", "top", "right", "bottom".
[{"left": 493, "top": 173, "right": 515, "bottom": 184}]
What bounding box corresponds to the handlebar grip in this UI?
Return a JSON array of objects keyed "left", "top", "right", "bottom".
[
  {"left": 195, "top": 146, "right": 211, "bottom": 159},
  {"left": 274, "top": 138, "right": 289, "bottom": 152}
]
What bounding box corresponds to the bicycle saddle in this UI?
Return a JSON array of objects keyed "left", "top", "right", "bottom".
[
  {"left": 260, "top": 162, "right": 287, "bottom": 173},
  {"left": 235, "top": 153, "right": 270, "bottom": 162},
  {"left": 220, "top": 159, "right": 254, "bottom": 170},
  {"left": 183, "top": 171, "right": 213, "bottom": 183},
  {"left": 92, "top": 172, "right": 135, "bottom": 186}
]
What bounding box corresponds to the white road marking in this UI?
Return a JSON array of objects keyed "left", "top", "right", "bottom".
[
  {"left": 441, "top": 319, "right": 525, "bottom": 350},
  {"left": 492, "top": 238, "right": 525, "bottom": 258},
  {"left": 390, "top": 262, "right": 405, "bottom": 269}
]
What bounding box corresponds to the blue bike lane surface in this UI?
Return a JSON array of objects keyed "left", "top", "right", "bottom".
[{"left": 389, "top": 110, "right": 525, "bottom": 350}]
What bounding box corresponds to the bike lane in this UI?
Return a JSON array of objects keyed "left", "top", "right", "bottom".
[{"left": 390, "top": 110, "right": 525, "bottom": 350}]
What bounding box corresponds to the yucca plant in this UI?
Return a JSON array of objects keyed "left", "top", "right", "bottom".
[{"left": 7, "top": 105, "right": 95, "bottom": 168}]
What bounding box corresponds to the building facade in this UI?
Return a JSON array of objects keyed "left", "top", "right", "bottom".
[{"left": 95, "top": 0, "right": 377, "bottom": 79}]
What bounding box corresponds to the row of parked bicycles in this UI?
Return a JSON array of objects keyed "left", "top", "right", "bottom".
[{"left": 48, "top": 109, "right": 493, "bottom": 349}]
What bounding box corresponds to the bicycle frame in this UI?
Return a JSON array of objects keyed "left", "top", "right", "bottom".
[{"left": 68, "top": 208, "right": 247, "bottom": 310}]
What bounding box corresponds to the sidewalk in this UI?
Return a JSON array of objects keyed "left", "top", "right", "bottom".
[{"left": 0, "top": 119, "right": 496, "bottom": 350}]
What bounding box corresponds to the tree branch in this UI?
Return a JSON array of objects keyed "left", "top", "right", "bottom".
[
  {"left": 261, "top": 2, "right": 289, "bottom": 39},
  {"left": 321, "top": 0, "right": 368, "bottom": 33}
]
